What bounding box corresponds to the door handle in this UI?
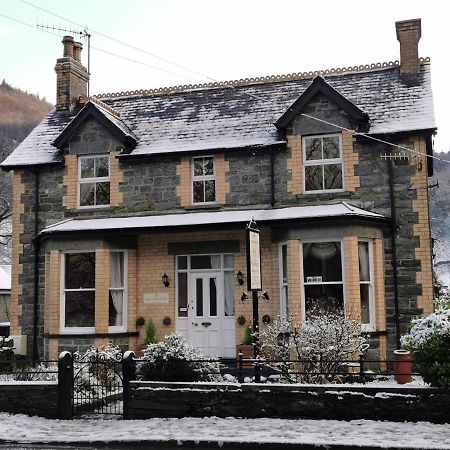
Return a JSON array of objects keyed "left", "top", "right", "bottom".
[{"left": 201, "top": 321, "right": 212, "bottom": 328}]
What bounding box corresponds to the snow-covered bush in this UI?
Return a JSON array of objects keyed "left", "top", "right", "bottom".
[
  {"left": 401, "top": 308, "right": 450, "bottom": 388},
  {"left": 12, "top": 363, "right": 57, "bottom": 382},
  {"left": 259, "top": 309, "right": 367, "bottom": 383},
  {"left": 136, "top": 332, "right": 220, "bottom": 382}
]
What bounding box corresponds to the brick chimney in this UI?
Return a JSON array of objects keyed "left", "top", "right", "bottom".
[
  {"left": 54, "top": 36, "right": 89, "bottom": 111},
  {"left": 396, "top": 19, "right": 422, "bottom": 82}
]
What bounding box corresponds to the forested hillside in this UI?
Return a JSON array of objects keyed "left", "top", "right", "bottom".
[{"left": 0, "top": 80, "right": 52, "bottom": 263}]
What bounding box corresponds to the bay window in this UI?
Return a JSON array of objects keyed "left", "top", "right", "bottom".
[{"left": 359, "top": 240, "right": 375, "bottom": 329}]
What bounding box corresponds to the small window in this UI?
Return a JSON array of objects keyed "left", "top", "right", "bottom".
[
  {"left": 192, "top": 156, "right": 215, "bottom": 203},
  {"left": 109, "top": 252, "right": 127, "bottom": 329},
  {"left": 359, "top": 240, "right": 375, "bottom": 330},
  {"left": 63, "top": 252, "right": 96, "bottom": 330},
  {"left": 303, "top": 135, "right": 343, "bottom": 192},
  {"left": 78, "top": 155, "right": 110, "bottom": 207}
]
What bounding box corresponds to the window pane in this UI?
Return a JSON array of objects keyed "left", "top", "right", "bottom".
[
  {"left": 178, "top": 272, "right": 188, "bottom": 317},
  {"left": 177, "top": 256, "right": 188, "bottom": 270},
  {"left": 110, "top": 252, "right": 124, "bottom": 288},
  {"left": 95, "top": 157, "right": 109, "bottom": 177},
  {"left": 358, "top": 242, "right": 370, "bottom": 282},
  {"left": 223, "top": 255, "right": 233, "bottom": 268},
  {"left": 204, "top": 180, "right": 216, "bottom": 202},
  {"left": 196, "top": 278, "right": 203, "bottom": 316},
  {"left": 204, "top": 157, "right": 214, "bottom": 175},
  {"left": 65, "top": 253, "right": 95, "bottom": 289},
  {"left": 282, "top": 244, "right": 288, "bottom": 281},
  {"left": 224, "top": 271, "right": 235, "bottom": 316},
  {"left": 360, "top": 284, "right": 371, "bottom": 324},
  {"left": 96, "top": 182, "right": 110, "bottom": 205},
  {"left": 193, "top": 181, "right": 204, "bottom": 203},
  {"left": 303, "top": 242, "right": 342, "bottom": 282},
  {"left": 305, "top": 284, "right": 344, "bottom": 316},
  {"left": 209, "top": 278, "right": 217, "bottom": 317},
  {"left": 305, "top": 165, "right": 323, "bottom": 191},
  {"left": 305, "top": 138, "right": 322, "bottom": 160},
  {"left": 324, "top": 164, "right": 342, "bottom": 190},
  {"left": 65, "top": 290, "right": 95, "bottom": 327},
  {"left": 193, "top": 158, "right": 203, "bottom": 176},
  {"left": 109, "top": 290, "right": 123, "bottom": 327},
  {"left": 80, "top": 182, "right": 95, "bottom": 206},
  {"left": 191, "top": 255, "right": 211, "bottom": 269},
  {"left": 323, "top": 136, "right": 340, "bottom": 159},
  {"left": 80, "top": 158, "right": 95, "bottom": 178}
]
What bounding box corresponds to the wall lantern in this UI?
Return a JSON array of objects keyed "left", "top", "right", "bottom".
[
  {"left": 236, "top": 271, "right": 245, "bottom": 285},
  {"left": 240, "top": 292, "right": 249, "bottom": 302},
  {"left": 261, "top": 291, "right": 270, "bottom": 302},
  {"left": 162, "top": 273, "right": 170, "bottom": 287}
]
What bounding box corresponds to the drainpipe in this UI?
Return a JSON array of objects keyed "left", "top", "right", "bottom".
[
  {"left": 270, "top": 148, "right": 275, "bottom": 207},
  {"left": 387, "top": 158, "right": 401, "bottom": 349},
  {"left": 32, "top": 170, "right": 40, "bottom": 362}
]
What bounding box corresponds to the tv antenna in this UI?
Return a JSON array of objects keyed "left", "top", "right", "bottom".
[{"left": 37, "top": 24, "right": 91, "bottom": 95}]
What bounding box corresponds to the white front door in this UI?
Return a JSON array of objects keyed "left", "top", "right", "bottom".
[{"left": 188, "top": 272, "right": 223, "bottom": 356}]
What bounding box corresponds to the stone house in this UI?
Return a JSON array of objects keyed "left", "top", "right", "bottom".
[
  {"left": 0, "top": 265, "right": 11, "bottom": 325},
  {"left": 1, "top": 19, "right": 435, "bottom": 361}
]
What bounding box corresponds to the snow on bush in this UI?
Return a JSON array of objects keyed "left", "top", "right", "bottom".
[
  {"left": 137, "top": 332, "right": 220, "bottom": 382},
  {"left": 259, "top": 309, "right": 367, "bottom": 383},
  {"left": 401, "top": 307, "right": 450, "bottom": 388}
]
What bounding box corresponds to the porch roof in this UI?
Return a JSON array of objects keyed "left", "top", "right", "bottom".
[{"left": 40, "top": 202, "right": 387, "bottom": 237}]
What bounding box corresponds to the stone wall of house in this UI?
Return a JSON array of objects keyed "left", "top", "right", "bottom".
[{"left": 127, "top": 381, "right": 450, "bottom": 423}]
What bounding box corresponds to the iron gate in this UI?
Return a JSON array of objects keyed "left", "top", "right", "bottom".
[{"left": 72, "top": 348, "right": 124, "bottom": 415}]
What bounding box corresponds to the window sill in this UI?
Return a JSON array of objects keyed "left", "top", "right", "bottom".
[
  {"left": 185, "top": 203, "right": 224, "bottom": 211},
  {"left": 44, "top": 331, "right": 139, "bottom": 339}
]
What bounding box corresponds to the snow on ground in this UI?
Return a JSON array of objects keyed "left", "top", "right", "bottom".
[{"left": 0, "top": 413, "right": 449, "bottom": 449}]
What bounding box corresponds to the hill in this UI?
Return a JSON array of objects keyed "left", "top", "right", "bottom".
[{"left": 0, "top": 80, "right": 52, "bottom": 263}]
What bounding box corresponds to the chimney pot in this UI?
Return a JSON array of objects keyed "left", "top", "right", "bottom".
[
  {"left": 62, "top": 35, "right": 74, "bottom": 58},
  {"left": 396, "top": 19, "right": 422, "bottom": 80},
  {"left": 73, "top": 42, "right": 83, "bottom": 63}
]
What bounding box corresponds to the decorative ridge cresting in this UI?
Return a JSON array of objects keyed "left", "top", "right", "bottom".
[
  {"left": 79, "top": 95, "right": 121, "bottom": 117},
  {"left": 94, "top": 58, "right": 430, "bottom": 100}
]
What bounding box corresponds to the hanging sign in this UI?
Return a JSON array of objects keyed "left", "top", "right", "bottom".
[{"left": 246, "top": 221, "right": 262, "bottom": 291}]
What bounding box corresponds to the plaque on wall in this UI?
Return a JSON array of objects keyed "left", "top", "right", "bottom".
[{"left": 144, "top": 293, "right": 170, "bottom": 304}]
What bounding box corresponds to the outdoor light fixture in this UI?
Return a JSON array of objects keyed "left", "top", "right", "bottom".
[
  {"left": 240, "top": 292, "right": 249, "bottom": 302},
  {"left": 162, "top": 273, "right": 170, "bottom": 287},
  {"left": 261, "top": 291, "right": 270, "bottom": 302},
  {"left": 236, "top": 271, "right": 244, "bottom": 285}
]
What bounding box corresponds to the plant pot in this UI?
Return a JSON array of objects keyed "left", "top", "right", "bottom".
[{"left": 394, "top": 349, "right": 412, "bottom": 384}]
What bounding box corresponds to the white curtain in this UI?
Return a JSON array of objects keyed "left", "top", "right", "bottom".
[
  {"left": 358, "top": 242, "right": 370, "bottom": 282},
  {"left": 224, "top": 271, "right": 235, "bottom": 316},
  {"left": 110, "top": 252, "right": 124, "bottom": 326},
  {"left": 210, "top": 255, "right": 221, "bottom": 269}
]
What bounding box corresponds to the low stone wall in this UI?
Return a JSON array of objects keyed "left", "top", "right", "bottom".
[
  {"left": 127, "top": 381, "right": 450, "bottom": 423},
  {"left": 0, "top": 382, "right": 58, "bottom": 418}
]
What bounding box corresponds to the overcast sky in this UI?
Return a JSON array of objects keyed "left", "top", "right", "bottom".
[{"left": 1, "top": 0, "right": 448, "bottom": 152}]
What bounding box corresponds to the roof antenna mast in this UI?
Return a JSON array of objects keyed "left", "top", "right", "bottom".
[{"left": 37, "top": 24, "right": 91, "bottom": 95}]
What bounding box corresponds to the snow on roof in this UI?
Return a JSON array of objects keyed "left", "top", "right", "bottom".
[
  {"left": 0, "top": 265, "right": 11, "bottom": 292},
  {"left": 1, "top": 62, "right": 435, "bottom": 168},
  {"left": 41, "top": 202, "right": 386, "bottom": 236}
]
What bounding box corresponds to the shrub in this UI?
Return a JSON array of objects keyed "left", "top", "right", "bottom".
[
  {"left": 136, "top": 332, "right": 220, "bottom": 382},
  {"left": 402, "top": 308, "right": 450, "bottom": 388},
  {"left": 259, "top": 308, "right": 367, "bottom": 383},
  {"left": 144, "top": 318, "right": 157, "bottom": 345},
  {"left": 242, "top": 323, "right": 253, "bottom": 345}
]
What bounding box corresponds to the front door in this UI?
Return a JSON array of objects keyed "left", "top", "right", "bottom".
[{"left": 188, "top": 272, "right": 223, "bottom": 356}]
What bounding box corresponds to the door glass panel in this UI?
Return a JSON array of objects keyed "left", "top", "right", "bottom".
[
  {"left": 191, "top": 255, "right": 211, "bottom": 269},
  {"left": 178, "top": 272, "right": 188, "bottom": 317},
  {"left": 209, "top": 278, "right": 217, "bottom": 317},
  {"left": 177, "top": 256, "right": 188, "bottom": 270},
  {"left": 196, "top": 278, "right": 203, "bottom": 316},
  {"left": 224, "top": 271, "right": 235, "bottom": 316}
]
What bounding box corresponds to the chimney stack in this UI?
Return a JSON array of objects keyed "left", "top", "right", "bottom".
[
  {"left": 54, "top": 35, "right": 89, "bottom": 111},
  {"left": 396, "top": 19, "right": 422, "bottom": 82}
]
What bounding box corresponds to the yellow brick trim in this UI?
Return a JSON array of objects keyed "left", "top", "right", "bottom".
[
  {"left": 287, "top": 240, "right": 302, "bottom": 320},
  {"left": 45, "top": 250, "right": 61, "bottom": 334},
  {"left": 343, "top": 236, "right": 361, "bottom": 321},
  {"left": 109, "top": 151, "right": 123, "bottom": 207},
  {"left": 9, "top": 171, "right": 25, "bottom": 335},
  {"left": 214, "top": 154, "right": 230, "bottom": 205},
  {"left": 410, "top": 136, "right": 433, "bottom": 315},
  {"left": 127, "top": 250, "right": 137, "bottom": 333},
  {"left": 95, "top": 249, "right": 110, "bottom": 333},
  {"left": 342, "top": 130, "right": 360, "bottom": 192},
  {"left": 48, "top": 338, "right": 58, "bottom": 360},
  {"left": 62, "top": 155, "right": 77, "bottom": 209},
  {"left": 176, "top": 155, "right": 191, "bottom": 207},
  {"left": 286, "top": 135, "right": 303, "bottom": 196}
]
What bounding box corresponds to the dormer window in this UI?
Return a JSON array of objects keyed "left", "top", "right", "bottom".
[
  {"left": 192, "top": 156, "right": 216, "bottom": 203},
  {"left": 78, "top": 155, "right": 110, "bottom": 207},
  {"left": 303, "top": 134, "right": 343, "bottom": 192}
]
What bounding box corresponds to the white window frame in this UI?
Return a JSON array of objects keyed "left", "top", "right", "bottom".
[
  {"left": 77, "top": 154, "right": 111, "bottom": 209},
  {"left": 359, "top": 239, "right": 376, "bottom": 331},
  {"left": 299, "top": 239, "right": 346, "bottom": 319},
  {"left": 279, "top": 243, "right": 289, "bottom": 318},
  {"left": 303, "top": 134, "right": 344, "bottom": 193},
  {"left": 60, "top": 250, "right": 96, "bottom": 334},
  {"left": 109, "top": 250, "right": 128, "bottom": 333},
  {"left": 191, "top": 155, "right": 216, "bottom": 204}
]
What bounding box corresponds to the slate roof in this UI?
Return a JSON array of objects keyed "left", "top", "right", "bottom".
[
  {"left": 1, "top": 61, "right": 435, "bottom": 169},
  {"left": 40, "top": 202, "right": 387, "bottom": 237}
]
